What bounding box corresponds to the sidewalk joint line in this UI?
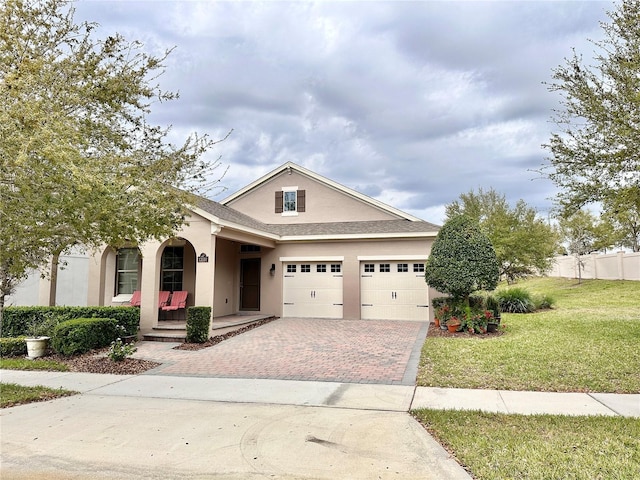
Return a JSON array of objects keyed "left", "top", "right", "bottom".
[{"left": 587, "top": 392, "right": 622, "bottom": 417}]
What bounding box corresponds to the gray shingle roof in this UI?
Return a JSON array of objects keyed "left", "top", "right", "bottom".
[{"left": 267, "top": 220, "right": 440, "bottom": 236}]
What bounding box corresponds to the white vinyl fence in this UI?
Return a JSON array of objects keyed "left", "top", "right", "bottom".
[{"left": 549, "top": 251, "right": 640, "bottom": 281}]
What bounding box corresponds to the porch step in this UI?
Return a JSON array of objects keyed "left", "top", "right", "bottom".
[{"left": 143, "top": 321, "right": 187, "bottom": 342}]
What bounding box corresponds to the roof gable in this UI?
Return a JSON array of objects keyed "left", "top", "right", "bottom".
[{"left": 222, "top": 162, "right": 423, "bottom": 224}]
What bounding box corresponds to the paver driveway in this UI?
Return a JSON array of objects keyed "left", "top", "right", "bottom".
[{"left": 138, "top": 318, "right": 428, "bottom": 385}]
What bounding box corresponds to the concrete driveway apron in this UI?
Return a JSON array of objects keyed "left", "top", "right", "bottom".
[{"left": 139, "top": 318, "right": 428, "bottom": 385}]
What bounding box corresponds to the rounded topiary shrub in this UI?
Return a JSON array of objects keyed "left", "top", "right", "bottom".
[
  {"left": 425, "top": 215, "right": 500, "bottom": 303},
  {"left": 186, "top": 307, "right": 212, "bottom": 343},
  {"left": 52, "top": 318, "right": 119, "bottom": 356}
]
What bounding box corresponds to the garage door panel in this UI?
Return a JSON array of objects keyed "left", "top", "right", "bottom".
[
  {"left": 360, "top": 261, "right": 429, "bottom": 321},
  {"left": 283, "top": 263, "right": 343, "bottom": 319}
]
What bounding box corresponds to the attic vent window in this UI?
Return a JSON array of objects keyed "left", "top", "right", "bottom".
[{"left": 275, "top": 188, "right": 305, "bottom": 215}]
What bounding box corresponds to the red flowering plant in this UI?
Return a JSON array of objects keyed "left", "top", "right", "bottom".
[
  {"left": 434, "top": 304, "right": 452, "bottom": 326},
  {"left": 461, "top": 308, "right": 493, "bottom": 334}
]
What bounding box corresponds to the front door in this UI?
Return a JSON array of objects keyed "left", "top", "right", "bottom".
[{"left": 240, "top": 258, "right": 260, "bottom": 310}]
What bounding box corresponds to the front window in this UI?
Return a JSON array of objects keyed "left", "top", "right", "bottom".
[
  {"left": 116, "top": 248, "right": 139, "bottom": 295},
  {"left": 161, "top": 246, "right": 184, "bottom": 291},
  {"left": 283, "top": 190, "right": 297, "bottom": 212}
]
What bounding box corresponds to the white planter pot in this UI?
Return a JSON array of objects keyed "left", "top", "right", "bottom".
[{"left": 26, "top": 337, "right": 50, "bottom": 359}]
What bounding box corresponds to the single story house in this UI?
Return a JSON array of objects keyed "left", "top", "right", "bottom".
[{"left": 83, "top": 162, "right": 440, "bottom": 334}]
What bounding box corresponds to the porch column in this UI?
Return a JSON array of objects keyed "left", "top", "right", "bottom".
[
  {"left": 139, "top": 241, "right": 161, "bottom": 336},
  {"left": 193, "top": 227, "right": 218, "bottom": 335}
]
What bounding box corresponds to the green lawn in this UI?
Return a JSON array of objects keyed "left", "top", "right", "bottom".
[
  {"left": 0, "top": 357, "right": 69, "bottom": 371},
  {"left": 418, "top": 278, "right": 640, "bottom": 393},
  {"left": 0, "top": 382, "right": 77, "bottom": 408},
  {"left": 413, "top": 409, "right": 640, "bottom": 480}
]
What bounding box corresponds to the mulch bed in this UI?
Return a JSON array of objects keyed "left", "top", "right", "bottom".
[
  {"left": 427, "top": 322, "right": 504, "bottom": 338},
  {"left": 35, "top": 350, "right": 161, "bottom": 375}
]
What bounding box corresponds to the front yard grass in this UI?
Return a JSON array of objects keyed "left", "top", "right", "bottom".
[
  {"left": 412, "top": 409, "right": 640, "bottom": 480},
  {"left": 0, "top": 358, "right": 70, "bottom": 371},
  {"left": 417, "top": 278, "right": 640, "bottom": 393},
  {"left": 0, "top": 383, "right": 77, "bottom": 408}
]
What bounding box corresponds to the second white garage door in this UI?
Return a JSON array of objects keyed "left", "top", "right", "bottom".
[
  {"left": 283, "top": 262, "right": 343, "bottom": 318},
  {"left": 360, "top": 261, "right": 429, "bottom": 321}
]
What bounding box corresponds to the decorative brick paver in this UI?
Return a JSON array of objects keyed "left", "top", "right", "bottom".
[{"left": 134, "top": 318, "right": 428, "bottom": 385}]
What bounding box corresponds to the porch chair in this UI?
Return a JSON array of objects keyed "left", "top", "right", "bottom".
[
  {"left": 128, "top": 290, "right": 141, "bottom": 307},
  {"left": 161, "top": 290, "right": 188, "bottom": 320},
  {"left": 158, "top": 291, "right": 171, "bottom": 308}
]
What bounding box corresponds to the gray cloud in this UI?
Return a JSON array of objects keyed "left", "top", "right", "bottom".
[{"left": 74, "top": 0, "right": 612, "bottom": 224}]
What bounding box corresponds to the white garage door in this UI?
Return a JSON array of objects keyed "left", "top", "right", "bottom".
[
  {"left": 360, "top": 261, "right": 429, "bottom": 321},
  {"left": 283, "top": 262, "right": 343, "bottom": 318}
]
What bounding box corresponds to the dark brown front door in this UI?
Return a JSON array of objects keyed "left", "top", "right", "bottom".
[{"left": 240, "top": 258, "right": 260, "bottom": 310}]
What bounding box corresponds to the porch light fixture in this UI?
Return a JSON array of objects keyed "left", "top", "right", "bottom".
[{"left": 269, "top": 264, "right": 276, "bottom": 276}]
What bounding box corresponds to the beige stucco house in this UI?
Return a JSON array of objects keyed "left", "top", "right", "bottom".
[{"left": 88, "top": 162, "right": 441, "bottom": 335}]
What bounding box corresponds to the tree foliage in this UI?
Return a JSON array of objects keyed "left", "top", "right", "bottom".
[
  {"left": 424, "top": 215, "right": 499, "bottom": 303},
  {"left": 600, "top": 186, "right": 640, "bottom": 252},
  {"left": 558, "top": 210, "right": 601, "bottom": 283},
  {"left": 543, "top": 0, "right": 640, "bottom": 214},
  {"left": 0, "top": 0, "right": 226, "bottom": 312},
  {"left": 446, "top": 188, "right": 559, "bottom": 283}
]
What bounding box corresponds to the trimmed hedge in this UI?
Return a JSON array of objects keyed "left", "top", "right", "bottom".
[
  {"left": 0, "top": 337, "right": 27, "bottom": 357},
  {"left": 2, "top": 306, "right": 140, "bottom": 337},
  {"left": 186, "top": 307, "right": 211, "bottom": 343},
  {"left": 51, "top": 318, "right": 119, "bottom": 356}
]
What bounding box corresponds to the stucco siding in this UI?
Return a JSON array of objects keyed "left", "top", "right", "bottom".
[{"left": 226, "top": 170, "right": 399, "bottom": 224}]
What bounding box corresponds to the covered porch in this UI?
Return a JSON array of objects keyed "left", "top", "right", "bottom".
[{"left": 87, "top": 210, "right": 278, "bottom": 338}]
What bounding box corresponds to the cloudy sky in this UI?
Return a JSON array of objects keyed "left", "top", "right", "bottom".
[{"left": 75, "top": 0, "right": 613, "bottom": 225}]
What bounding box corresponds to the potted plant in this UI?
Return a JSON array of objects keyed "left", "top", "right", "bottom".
[
  {"left": 485, "top": 295, "right": 501, "bottom": 332},
  {"left": 25, "top": 317, "right": 52, "bottom": 359},
  {"left": 446, "top": 317, "right": 461, "bottom": 333}
]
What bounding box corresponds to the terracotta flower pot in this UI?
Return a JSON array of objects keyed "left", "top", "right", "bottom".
[{"left": 446, "top": 318, "right": 461, "bottom": 333}]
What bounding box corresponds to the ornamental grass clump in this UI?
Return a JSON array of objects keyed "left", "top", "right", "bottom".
[{"left": 496, "top": 287, "right": 535, "bottom": 313}]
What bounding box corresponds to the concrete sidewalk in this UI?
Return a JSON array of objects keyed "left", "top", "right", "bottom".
[
  {"left": 2, "top": 370, "right": 639, "bottom": 417},
  {"left": 1, "top": 370, "right": 470, "bottom": 480},
  {"left": 2, "top": 370, "right": 638, "bottom": 480}
]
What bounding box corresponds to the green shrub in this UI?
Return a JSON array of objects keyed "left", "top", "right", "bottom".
[
  {"left": 107, "top": 338, "right": 137, "bottom": 361},
  {"left": 484, "top": 294, "right": 501, "bottom": 318},
  {"left": 534, "top": 293, "right": 556, "bottom": 310},
  {"left": 496, "top": 287, "right": 535, "bottom": 313},
  {"left": 0, "top": 337, "right": 27, "bottom": 357},
  {"left": 425, "top": 215, "right": 500, "bottom": 302},
  {"left": 186, "top": 307, "right": 211, "bottom": 343},
  {"left": 3, "top": 306, "right": 140, "bottom": 337},
  {"left": 51, "top": 318, "right": 119, "bottom": 356}
]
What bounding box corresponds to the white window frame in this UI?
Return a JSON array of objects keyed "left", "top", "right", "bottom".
[
  {"left": 114, "top": 247, "right": 139, "bottom": 300},
  {"left": 281, "top": 186, "right": 299, "bottom": 216}
]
